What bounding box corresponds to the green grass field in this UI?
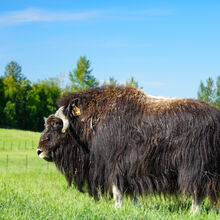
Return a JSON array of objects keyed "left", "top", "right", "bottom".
[{"left": 0, "top": 128, "right": 219, "bottom": 219}]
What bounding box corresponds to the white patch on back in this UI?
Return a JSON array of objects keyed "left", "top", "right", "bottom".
[{"left": 147, "top": 94, "right": 178, "bottom": 102}]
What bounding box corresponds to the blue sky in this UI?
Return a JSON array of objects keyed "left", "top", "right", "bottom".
[{"left": 0, "top": 0, "right": 220, "bottom": 98}]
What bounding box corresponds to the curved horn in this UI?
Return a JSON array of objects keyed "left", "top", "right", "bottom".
[{"left": 55, "top": 106, "right": 69, "bottom": 133}]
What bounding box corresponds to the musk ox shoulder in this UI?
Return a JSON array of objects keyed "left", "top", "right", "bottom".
[{"left": 37, "top": 85, "right": 220, "bottom": 212}]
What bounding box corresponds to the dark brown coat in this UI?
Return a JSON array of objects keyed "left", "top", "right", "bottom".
[{"left": 37, "top": 85, "right": 220, "bottom": 206}]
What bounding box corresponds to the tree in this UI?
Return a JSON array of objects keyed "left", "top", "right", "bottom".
[
  {"left": 26, "top": 78, "right": 61, "bottom": 131},
  {"left": 69, "top": 56, "right": 99, "bottom": 91},
  {"left": 214, "top": 76, "right": 220, "bottom": 109},
  {"left": 3, "top": 61, "right": 26, "bottom": 101},
  {"left": 197, "top": 77, "right": 216, "bottom": 104},
  {"left": 4, "top": 61, "right": 26, "bottom": 81},
  {"left": 0, "top": 77, "right": 6, "bottom": 126},
  {"left": 3, "top": 101, "right": 16, "bottom": 127},
  {"left": 197, "top": 76, "right": 220, "bottom": 110},
  {"left": 2, "top": 61, "right": 31, "bottom": 129},
  {"left": 126, "top": 76, "right": 142, "bottom": 89},
  {"left": 103, "top": 77, "right": 119, "bottom": 86},
  {"left": 15, "top": 79, "right": 31, "bottom": 129}
]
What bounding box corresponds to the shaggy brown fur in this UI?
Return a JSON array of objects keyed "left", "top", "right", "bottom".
[{"left": 37, "top": 85, "right": 220, "bottom": 206}]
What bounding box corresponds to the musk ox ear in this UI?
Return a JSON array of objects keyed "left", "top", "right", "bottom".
[{"left": 68, "top": 99, "right": 81, "bottom": 117}]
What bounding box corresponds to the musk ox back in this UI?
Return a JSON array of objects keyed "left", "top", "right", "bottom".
[{"left": 37, "top": 85, "right": 220, "bottom": 212}]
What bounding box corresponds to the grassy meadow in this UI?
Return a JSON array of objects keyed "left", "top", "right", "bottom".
[{"left": 0, "top": 128, "right": 219, "bottom": 219}]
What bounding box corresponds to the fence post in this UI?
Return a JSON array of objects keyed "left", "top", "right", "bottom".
[
  {"left": 26, "top": 155, "right": 28, "bottom": 171},
  {"left": 6, "top": 155, "right": 8, "bottom": 171}
]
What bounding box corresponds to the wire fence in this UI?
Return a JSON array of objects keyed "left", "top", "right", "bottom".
[
  {"left": 0, "top": 140, "right": 38, "bottom": 151},
  {"left": 0, "top": 140, "right": 53, "bottom": 171},
  {"left": 5, "top": 154, "right": 29, "bottom": 171},
  {"left": 1, "top": 154, "right": 51, "bottom": 171}
]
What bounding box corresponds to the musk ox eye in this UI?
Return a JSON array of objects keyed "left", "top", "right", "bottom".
[{"left": 50, "top": 120, "right": 62, "bottom": 129}]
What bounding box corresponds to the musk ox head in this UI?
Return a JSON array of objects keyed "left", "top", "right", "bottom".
[
  {"left": 37, "top": 114, "right": 65, "bottom": 161},
  {"left": 37, "top": 102, "right": 81, "bottom": 161}
]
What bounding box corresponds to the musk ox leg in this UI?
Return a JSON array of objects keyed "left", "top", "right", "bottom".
[
  {"left": 190, "top": 199, "right": 201, "bottom": 214},
  {"left": 112, "top": 184, "right": 123, "bottom": 208},
  {"left": 134, "top": 195, "right": 141, "bottom": 207}
]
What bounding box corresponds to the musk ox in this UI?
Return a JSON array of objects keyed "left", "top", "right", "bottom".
[{"left": 37, "top": 85, "right": 220, "bottom": 212}]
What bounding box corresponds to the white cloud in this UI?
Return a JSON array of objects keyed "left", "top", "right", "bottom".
[
  {"left": 0, "top": 8, "right": 172, "bottom": 26},
  {"left": 0, "top": 8, "right": 102, "bottom": 26}
]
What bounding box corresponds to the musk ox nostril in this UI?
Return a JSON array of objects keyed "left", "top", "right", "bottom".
[{"left": 37, "top": 149, "right": 42, "bottom": 156}]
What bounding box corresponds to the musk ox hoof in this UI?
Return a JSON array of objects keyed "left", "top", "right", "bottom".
[{"left": 190, "top": 200, "right": 201, "bottom": 215}]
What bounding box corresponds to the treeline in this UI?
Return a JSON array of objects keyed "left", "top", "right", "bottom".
[
  {"left": 0, "top": 62, "right": 61, "bottom": 131},
  {"left": 1, "top": 55, "right": 216, "bottom": 132},
  {"left": 0, "top": 56, "right": 140, "bottom": 131}
]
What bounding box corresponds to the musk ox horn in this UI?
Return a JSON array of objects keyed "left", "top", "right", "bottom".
[{"left": 55, "top": 106, "right": 69, "bottom": 133}]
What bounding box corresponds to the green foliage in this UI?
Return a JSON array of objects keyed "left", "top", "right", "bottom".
[
  {"left": 198, "top": 77, "right": 216, "bottom": 104},
  {"left": 4, "top": 61, "right": 26, "bottom": 81},
  {"left": 15, "top": 80, "right": 32, "bottom": 129},
  {"left": 103, "top": 76, "right": 142, "bottom": 88},
  {"left": 126, "top": 76, "right": 142, "bottom": 89},
  {"left": 0, "top": 77, "right": 6, "bottom": 125},
  {"left": 26, "top": 78, "right": 61, "bottom": 131},
  {"left": 3, "top": 73, "right": 18, "bottom": 100},
  {"left": 103, "top": 77, "right": 119, "bottom": 86},
  {"left": 69, "top": 56, "right": 99, "bottom": 91},
  {"left": 214, "top": 76, "right": 220, "bottom": 108},
  {"left": 2, "top": 61, "right": 31, "bottom": 129},
  {"left": 109, "top": 77, "right": 118, "bottom": 86},
  {"left": 3, "top": 101, "right": 16, "bottom": 127},
  {"left": 197, "top": 77, "right": 220, "bottom": 110},
  {"left": 0, "top": 61, "right": 61, "bottom": 131}
]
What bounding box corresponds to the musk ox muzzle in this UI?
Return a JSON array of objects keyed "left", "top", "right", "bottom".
[{"left": 37, "top": 148, "right": 52, "bottom": 161}]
